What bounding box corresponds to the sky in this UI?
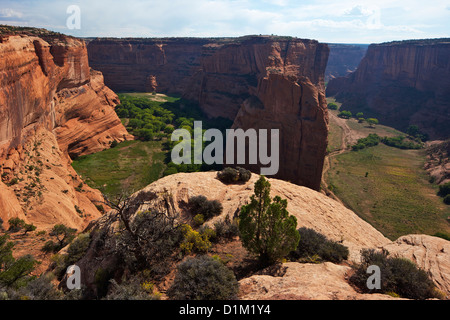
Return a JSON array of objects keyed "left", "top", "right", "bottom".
[{"left": 0, "top": 0, "right": 449, "bottom": 43}]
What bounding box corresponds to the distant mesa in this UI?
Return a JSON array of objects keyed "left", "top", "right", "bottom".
[{"left": 0, "top": 27, "right": 130, "bottom": 230}]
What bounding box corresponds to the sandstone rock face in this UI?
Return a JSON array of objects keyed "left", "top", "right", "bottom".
[
  {"left": 382, "top": 234, "right": 450, "bottom": 298},
  {"left": 239, "top": 262, "right": 401, "bottom": 300},
  {"left": 131, "top": 173, "right": 450, "bottom": 298},
  {"left": 87, "top": 36, "right": 329, "bottom": 190},
  {"left": 68, "top": 171, "right": 450, "bottom": 299},
  {"left": 327, "top": 39, "right": 450, "bottom": 139},
  {"left": 132, "top": 172, "right": 391, "bottom": 262},
  {"left": 0, "top": 33, "right": 130, "bottom": 230},
  {"left": 325, "top": 44, "right": 368, "bottom": 82}
]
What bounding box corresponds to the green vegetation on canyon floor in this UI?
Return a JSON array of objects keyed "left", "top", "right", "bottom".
[
  {"left": 325, "top": 98, "right": 450, "bottom": 240},
  {"left": 72, "top": 92, "right": 232, "bottom": 198}
]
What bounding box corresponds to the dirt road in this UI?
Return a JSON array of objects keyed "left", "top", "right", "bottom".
[{"left": 320, "top": 112, "right": 354, "bottom": 203}]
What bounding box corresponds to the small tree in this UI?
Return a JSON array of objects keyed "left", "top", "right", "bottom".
[
  {"left": 338, "top": 110, "right": 352, "bottom": 119},
  {"left": 367, "top": 118, "right": 379, "bottom": 128},
  {"left": 327, "top": 103, "right": 338, "bottom": 110},
  {"left": 49, "top": 224, "right": 77, "bottom": 250},
  {"left": 406, "top": 125, "right": 420, "bottom": 137},
  {"left": 443, "top": 194, "right": 450, "bottom": 205},
  {"left": 0, "top": 234, "right": 15, "bottom": 271},
  {"left": 239, "top": 176, "right": 300, "bottom": 266},
  {"left": 0, "top": 254, "right": 37, "bottom": 288},
  {"left": 7, "top": 218, "right": 25, "bottom": 233},
  {"left": 437, "top": 182, "right": 450, "bottom": 197},
  {"left": 22, "top": 223, "right": 36, "bottom": 235}
]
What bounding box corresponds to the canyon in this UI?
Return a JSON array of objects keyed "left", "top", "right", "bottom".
[
  {"left": 87, "top": 36, "right": 330, "bottom": 190},
  {"left": 324, "top": 43, "right": 368, "bottom": 82},
  {"left": 1, "top": 27, "right": 449, "bottom": 301},
  {"left": 0, "top": 28, "right": 130, "bottom": 231},
  {"left": 327, "top": 38, "right": 450, "bottom": 140}
]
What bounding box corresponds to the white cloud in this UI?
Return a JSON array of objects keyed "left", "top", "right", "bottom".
[
  {"left": 0, "top": 0, "right": 447, "bottom": 43},
  {"left": 343, "top": 5, "right": 376, "bottom": 17},
  {"left": 0, "top": 8, "right": 23, "bottom": 18}
]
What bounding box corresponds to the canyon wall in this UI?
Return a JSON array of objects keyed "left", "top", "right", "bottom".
[
  {"left": 87, "top": 36, "right": 329, "bottom": 190},
  {"left": 327, "top": 39, "right": 450, "bottom": 139},
  {"left": 325, "top": 43, "right": 368, "bottom": 82},
  {"left": 0, "top": 29, "right": 130, "bottom": 230}
]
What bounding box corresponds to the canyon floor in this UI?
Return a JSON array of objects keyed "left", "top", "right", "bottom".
[{"left": 323, "top": 98, "right": 450, "bottom": 240}]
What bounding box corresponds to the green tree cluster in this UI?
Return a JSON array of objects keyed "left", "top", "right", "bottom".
[
  {"left": 352, "top": 134, "right": 422, "bottom": 151},
  {"left": 406, "top": 125, "right": 429, "bottom": 142},
  {"left": 352, "top": 134, "right": 381, "bottom": 151}
]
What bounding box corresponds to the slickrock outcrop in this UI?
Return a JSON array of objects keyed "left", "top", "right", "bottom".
[
  {"left": 239, "top": 262, "right": 402, "bottom": 300},
  {"left": 129, "top": 172, "right": 450, "bottom": 298},
  {"left": 382, "top": 234, "right": 450, "bottom": 298},
  {"left": 239, "top": 234, "right": 449, "bottom": 300},
  {"left": 0, "top": 30, "right": 130, "bottom": 230},
  {"left": 74, "top": 172, "right": 450, "bottom": 299},
  {"left": 327, "top": 39, "right": 450, "bottom": 139},
  {"left": 87, "top": 36, "right": 330, "bottom": 190},
  {"left": 131, "top": 172, "right": 391, "bottom": 262}
]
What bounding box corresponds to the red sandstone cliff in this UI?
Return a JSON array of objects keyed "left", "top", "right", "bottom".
[
  {"left": 87, "top": 36, "right": 329, "bottom": 190},
  {"left": 0, "top": 30, "right": 131, "bottom": 230},
  {"left": 327, "top": 39, "right": 450, "bottom": 139}
]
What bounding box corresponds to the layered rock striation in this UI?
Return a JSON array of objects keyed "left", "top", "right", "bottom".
[
  {"left": 87, "top": 36, "right": 330, "bottom": 190},
  {"left": 0, "top": 30, "right": 130, "bottom": 230},
  {"left": 327, "top": 39, "right": 450, "bottom": 139}
]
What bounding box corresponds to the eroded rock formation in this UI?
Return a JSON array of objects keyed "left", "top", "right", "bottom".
[
  {"left": 0, "top": 30, "right": 131, "bottom": 230},
  {"left": 327, "top": 39, "right": 450, "bottom": 139},
  {"left": 68, "top": 172, "right": 450, "bottom": 299},
  {"left": 87, "top": 36, "right": 330, "bottom": 190}
]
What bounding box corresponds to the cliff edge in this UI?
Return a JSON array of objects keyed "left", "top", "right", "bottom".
[
  {"left": 0, "top": 30, "right": 131, "bottom": 230},
  {"left": 327, "top": 38, "right": 450, "bottom": 139}
]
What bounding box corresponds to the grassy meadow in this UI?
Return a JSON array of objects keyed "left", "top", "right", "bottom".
[
  {"left": 72, "top": 140, "right": 166, "bottom": 198},
  {"left": 325, "top": 98, "right": 450, "bottom": 240}
]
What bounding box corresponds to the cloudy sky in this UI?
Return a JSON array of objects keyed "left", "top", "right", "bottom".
[{"left": 0, "top": 0, "right": 449, "bottom": 43}]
